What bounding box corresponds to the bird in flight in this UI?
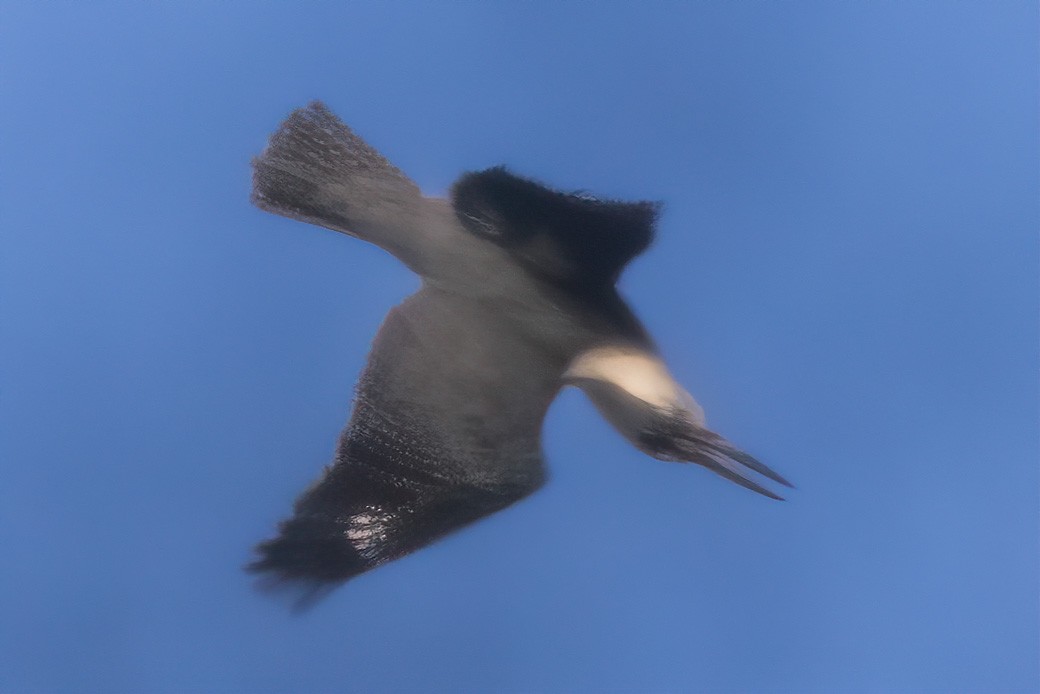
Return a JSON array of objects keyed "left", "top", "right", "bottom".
[{"left": 248, "top": 101, "right": 791, "bottom": 600}]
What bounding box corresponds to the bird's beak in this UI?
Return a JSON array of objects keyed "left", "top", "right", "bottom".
[{"left": 674, "top": 426, "right": 794, "bottom": 500}]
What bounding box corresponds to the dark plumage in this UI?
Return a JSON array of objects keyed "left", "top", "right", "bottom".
[
  {"left": 248, "top": 101, "right": 791, "bottom": 603},
  {"left": 452, "top": 167, "right": 659, "bottom": 289}
]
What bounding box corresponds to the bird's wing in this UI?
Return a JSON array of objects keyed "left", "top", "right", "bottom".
[
  {"left": 249, "top": 287, "right": 565, "bottom": 598},
  {"left": 450, "top": 167, "right": 659, "bottom": 290},
  {"left": 251, "top": 101, "right": 448, "bottom": 275}
]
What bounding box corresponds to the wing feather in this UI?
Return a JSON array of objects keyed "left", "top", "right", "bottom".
[
  {"left": 451, "top": 167, "right": 659, "bottom": 290},
  {"left": 249, "top": 289, "right": 563, "bottom": 595}
]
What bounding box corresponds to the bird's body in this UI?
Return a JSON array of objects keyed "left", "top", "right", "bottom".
[{"left": 248, "top": 102, "right": 790, "bottom": 599}]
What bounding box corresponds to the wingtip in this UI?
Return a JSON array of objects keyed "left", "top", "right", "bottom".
[{"left": 246, "top": 561, "right": 340, "bottom": 614}]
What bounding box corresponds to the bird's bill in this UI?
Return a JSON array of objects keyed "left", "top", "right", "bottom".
[{"left": 678, "top": 428, "right": 794, "bottom": 500}]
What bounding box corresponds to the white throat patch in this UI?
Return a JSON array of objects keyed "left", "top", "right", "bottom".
[{"left": 565, "top": 346, "right": 705, "bottom": 424}]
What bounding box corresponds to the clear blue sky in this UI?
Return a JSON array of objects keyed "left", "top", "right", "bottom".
[{"left": 2, "top": 3, "right": 1037, "bottom": 693}]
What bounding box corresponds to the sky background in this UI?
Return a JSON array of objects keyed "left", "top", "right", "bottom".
[{"left": 2, "top": 3, "right": 1037, "bottom": 693}]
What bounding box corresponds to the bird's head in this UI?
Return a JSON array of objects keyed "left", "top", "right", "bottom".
[{"left": 564, "top": 346, "right": 792, "bottom": 499}]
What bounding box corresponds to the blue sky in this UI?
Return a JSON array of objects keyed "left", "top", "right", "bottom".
[{"left": 2, "top": 3, "right": 1037, "bottom": 692}]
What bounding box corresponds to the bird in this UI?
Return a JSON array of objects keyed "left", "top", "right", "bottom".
[{"left": 248, "top": 101, "right": 791, "bottom": 601}]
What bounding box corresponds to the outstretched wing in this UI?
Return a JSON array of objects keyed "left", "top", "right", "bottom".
[
  {"left": 249, "top": 288, "right": 565, "bottom": 598},
  {"left": 451, "top": 167, "right": 660, "bottom": 291}
]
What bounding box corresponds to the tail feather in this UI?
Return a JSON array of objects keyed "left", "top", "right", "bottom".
[{"left": 251, "top": 101, "right": 421, "bottom": 239}]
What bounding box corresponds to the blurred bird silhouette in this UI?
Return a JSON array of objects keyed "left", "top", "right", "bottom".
[{"left": 248, "top": 102, "right": 791, "bottom": 602}]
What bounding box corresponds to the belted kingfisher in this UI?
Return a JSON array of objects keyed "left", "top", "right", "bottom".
[{"left": 248, "top": 102, "right": 791, "bottom": 599}]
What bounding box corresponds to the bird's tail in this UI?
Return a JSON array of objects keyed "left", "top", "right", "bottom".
[{"left": 251, "top": 101, "right": 422, "bottom": 242}]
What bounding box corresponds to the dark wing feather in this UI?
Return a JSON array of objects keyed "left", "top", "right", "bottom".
[
  {"left": 451, "top": 167, "right": 659, "bottom": 290},
  {"left": 249, "top": 288, "right": 564, "bottom": 597}
]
